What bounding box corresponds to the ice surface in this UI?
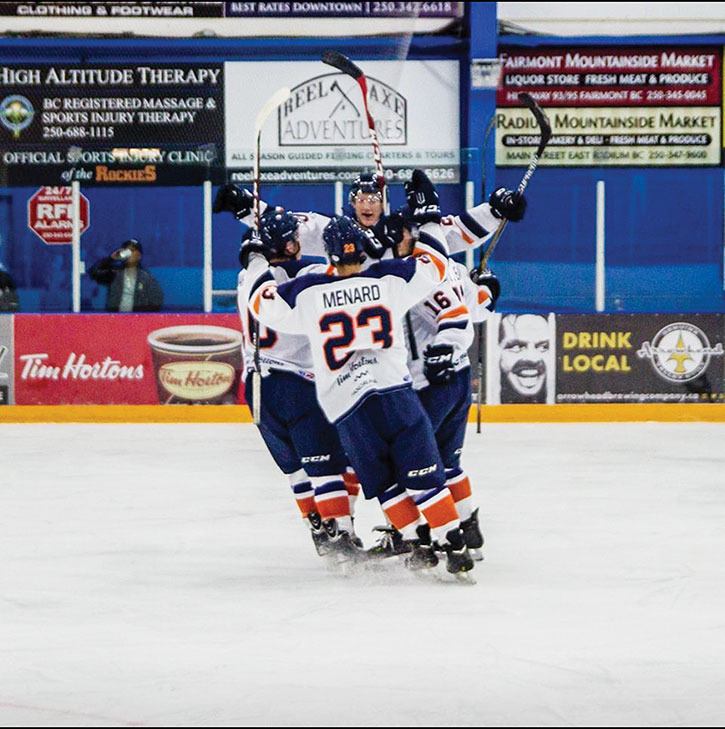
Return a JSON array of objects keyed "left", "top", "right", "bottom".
[{"left": 1, "top": 422, "right": 724, "bottom": 727}]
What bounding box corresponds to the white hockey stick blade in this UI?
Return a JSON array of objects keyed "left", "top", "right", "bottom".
[{"left": 254, "top": 86, "right": 291, "bottom": 135}]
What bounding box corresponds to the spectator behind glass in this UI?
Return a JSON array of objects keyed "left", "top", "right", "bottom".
[
  {"left": 0, "top": 262, "right": 19, "bottom": 313},
  {"left": 88, "top": 239, "right": 163, "bottom": 312}
]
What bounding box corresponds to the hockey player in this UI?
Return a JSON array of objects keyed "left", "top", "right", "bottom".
[
  {"left": 399, "top": 171, "right": 508, "bottom": 560},
  {"left": 211, "top": 172, "right": 524, "bottom": 264},
  {"left": 243, "top": 215, "right": 474, "bottom": 575},
  {"left": 235, "top": 207, "right": 362, "bottom": 562}
]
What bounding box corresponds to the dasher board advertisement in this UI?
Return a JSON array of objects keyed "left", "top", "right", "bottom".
[
  {"left": 496, "top": 46, "right": 722, "bottom": 167},
  {"left": 224, "top": 60, "right": 460, "bottom": 184},
  {"left": 13, "top": 314, "right": 245, "bottom": 405},
  {"left": 555, "top": 314, "right": 724, "bottom": 403}
]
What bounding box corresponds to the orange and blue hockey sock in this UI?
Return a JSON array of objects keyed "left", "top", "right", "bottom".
[
  {"left": 445, "top": 467, "right": 474, "bottom": 521},
  {"left": 288, "top": 469, "right": 315, "bottom": 519},
  {"left": 378, "top": 484, "right": 421, "bottom": 540},
  {"left": 411, "top": 485, "right": 460, "bottom": 544},
  {"left": 310, "top": 475, "right": 353, "bottom": 533}
]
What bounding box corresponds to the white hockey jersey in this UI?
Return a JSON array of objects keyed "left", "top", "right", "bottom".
[
  {"left": 237, "top": 259, "right": 315, "bottom": 382},
  {"left": 239, "top": 201, "right": 499, "bottom": 260},
  {"left": 406, "top": 260, "right": 495, "bottom": 389},
  {"left": 246, "top": 253, "right": 445, "bottom": 423}
]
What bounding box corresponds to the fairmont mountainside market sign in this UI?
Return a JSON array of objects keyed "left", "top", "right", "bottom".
[
  {"left": 0, "top": 63, "right": 225, "bottom": 185},
  {"left": 496, "top": 46, "right": 722, "bottom": 167}
]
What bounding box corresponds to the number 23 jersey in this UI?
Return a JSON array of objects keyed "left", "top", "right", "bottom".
[{"left": 246, "top": 254, "right": 443, "bottom": 423}]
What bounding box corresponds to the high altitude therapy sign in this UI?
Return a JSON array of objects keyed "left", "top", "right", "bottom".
[
  {"left": 0, "top": 64, "right": 224, "bottom": 185},
  {"left": 496, "top": 46, "right": 722, "bottom": 167}
]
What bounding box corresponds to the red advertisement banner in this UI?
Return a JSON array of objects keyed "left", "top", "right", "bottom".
[
  {"left": 13, "top": 313, "right": 246, "bottom": 405},
  {"left": 498, "top": 46, "right": 722, "bottom": 107}
]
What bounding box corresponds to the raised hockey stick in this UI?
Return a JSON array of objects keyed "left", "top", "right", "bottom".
[
  {"left": 322, "top": 50, "right": 387, "bottom": 210},
  {"left": 250, "top": 86, "right": 291, "bottom": 425},
  {"left": 476, "top": 92, "right": 551, "bottom": 433}
]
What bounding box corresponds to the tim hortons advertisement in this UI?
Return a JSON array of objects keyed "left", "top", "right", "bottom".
[
  {"left": 496, "top": 46, "right": 722, "bottom": 167},
  {"left": 224, "top": 60, "right": 460, "bottom": 184},
  {"left": 555, "top": 314, "right": 725, "bottom": 403},
  {"left": 0, "top": 63, "right": 224, "bottom": 185},
  {"left": 0, "top": 314, "right": 13, "bottom": 405},
  {"left": 13, "top": 314, "right": 246, "bottom": 405}
]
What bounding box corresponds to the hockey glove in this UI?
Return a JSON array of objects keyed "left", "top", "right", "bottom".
[
  {"left": 405, "top": 169, "right": 441, "bottom": 225},
  {"left": 238, "top": 229, "right": 270, "bottom": 269},
  {"left": 489, "top": 187, "right": 526, "bottom": 222},
  {"left": 423, "top": 343, "right": 455, "bottom": 385},
  {"left": 470, "top": 268, "right": 501, "bottom": 310},
  {"left": 214, "top": 183, "right": 254, "bottom": 220},
  {"left": 369, "top": 214, "right": 405, "bottom": 255}
]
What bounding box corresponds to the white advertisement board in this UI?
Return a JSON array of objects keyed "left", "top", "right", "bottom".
[{"left": 224, "top": 60, "right": 460, "bottom": 183}]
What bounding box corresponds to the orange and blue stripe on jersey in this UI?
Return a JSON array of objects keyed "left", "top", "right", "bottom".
[{"left": 437, "top": 303, "right": 469, "bottom": 332}]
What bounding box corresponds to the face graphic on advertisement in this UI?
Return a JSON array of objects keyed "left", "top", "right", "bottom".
[
  {"left": 499, "top": 314, "right": 550, "bottom": 401},
  {"left": 352, "top": 191, "right": 383, "bottom": 229}
]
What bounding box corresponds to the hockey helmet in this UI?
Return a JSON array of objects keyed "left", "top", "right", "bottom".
[
  {"left": 323, "top": 215, "right": 368, "bottom": 265},
  {"left": 258, "top": 207, "right": 300, "bottom": 259},
  {"left": 348, "top": 172, "right": 383, "bottom": 205}
]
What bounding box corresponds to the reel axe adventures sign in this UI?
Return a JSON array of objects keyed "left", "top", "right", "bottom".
[
  {"left": 556, "top": 314, "right": 724, "bottom": 403},
  {"left": 0, "top": 63, "right": 225, "bottom": 185}
]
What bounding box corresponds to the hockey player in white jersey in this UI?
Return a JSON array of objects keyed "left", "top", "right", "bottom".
[
  {"left": 243, "top": 214, "right": 475, "bottom": 575},
  {"left": 235, "top": 207, "right": 362, "bottom": 562},
  {"left": 399, "top": 172, "right": 508, "bottom": 560},
  {"left": 212, "top": 172, "right": 525, "bottom": 264}
]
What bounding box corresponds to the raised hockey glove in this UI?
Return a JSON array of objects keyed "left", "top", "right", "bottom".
[
  {"left": 213, "top": 183, "right": 254, "bottom": 220},
  {"left": 423, "top": 343, "right": 455, "bottom": 385},
  {"left": 489, "top": 187, "right": 526, "bottom": 222},
  {"left": 238, "top": 229, "right": 270, "bottom": 269},
  {"left": 369, "top": 214, "right": 405, "bottom": 255},
  {"left": 405, "top": 169, "right": 441, "bottom": 225},
  {"left": 470, "top": 268, "right": 501, "bottom": 310}
]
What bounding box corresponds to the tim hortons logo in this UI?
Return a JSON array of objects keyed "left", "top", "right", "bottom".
[
  {"left": 279, "top": 73, "right": 407, "bottom": 147},
  {"left": 158, "top": 361, "right": 234, "bottom": 400},
  {"left": 19, "top": 352, "right": 144, "bottom": 380}
]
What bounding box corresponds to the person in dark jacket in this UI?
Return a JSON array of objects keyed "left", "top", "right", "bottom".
[
  {"left": 88, "top": 239, "right": 163, "bottom": 312},
  {"left": 0, "top": 263, "right": 19, "bottom": 312}
]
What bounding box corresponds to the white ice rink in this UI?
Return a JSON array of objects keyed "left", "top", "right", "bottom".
[{"left": 2, "top": 421, "right": 724, "bottom": 727}]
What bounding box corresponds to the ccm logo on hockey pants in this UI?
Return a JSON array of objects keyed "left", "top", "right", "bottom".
[{"left": 407, "top": 464, "right": 438, "bottom": 478}]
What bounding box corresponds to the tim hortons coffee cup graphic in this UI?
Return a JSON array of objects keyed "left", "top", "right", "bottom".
[{"left": 148, "top": 325, "right": 244, "bottom": 404}]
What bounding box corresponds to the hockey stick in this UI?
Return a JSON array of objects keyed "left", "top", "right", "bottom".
[
  {"left": 322, "top": 51, "right": 387, "bottom": 210},
  {"left": 476, "top": 92, "right": 551, "bottom": 433},
  {"left": 250, "top": 86, "right": 291, "bottom": 425}
]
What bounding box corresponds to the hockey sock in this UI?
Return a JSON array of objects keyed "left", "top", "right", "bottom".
[
  {"left": 445, "top": 468, "right": 474, "bottom": 521},
  {"left": 377, "top": 484, "right": 421, "bottom": 540},
  {"left": 288, "top": 469, "right": 315, "bottom": 519},
  {"left": 342, "top": 468, "right": 361, "bottom": 516},
  {"left": 310, "top": 475, "right": 352, "bottom": 530},
  {"left": 411, "top": 486, "right": 460, "bottom": 545}
]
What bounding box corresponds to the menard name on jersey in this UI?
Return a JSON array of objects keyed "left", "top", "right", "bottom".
[{"left": 321, "top": 284, "right": 381, "bottom": 309}]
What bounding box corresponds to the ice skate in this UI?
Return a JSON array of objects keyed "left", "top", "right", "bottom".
[
  {"left": 366, "top": 525, "right": 413, "bottom": 560},
  {"left": 460, "top": 508, "right": 484, "bottom": 561},
  {"left": 307, "top": 512, "right": 332, "bottom": 557},
  {"left": 323, "top": 519, "right": 366, "bottom": 568},
  {"left": 404, "top": 525, "right": 439, "bottom": 571},
  {"left": 441, "top": 527, "right": 475, "bottom": 582}
]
